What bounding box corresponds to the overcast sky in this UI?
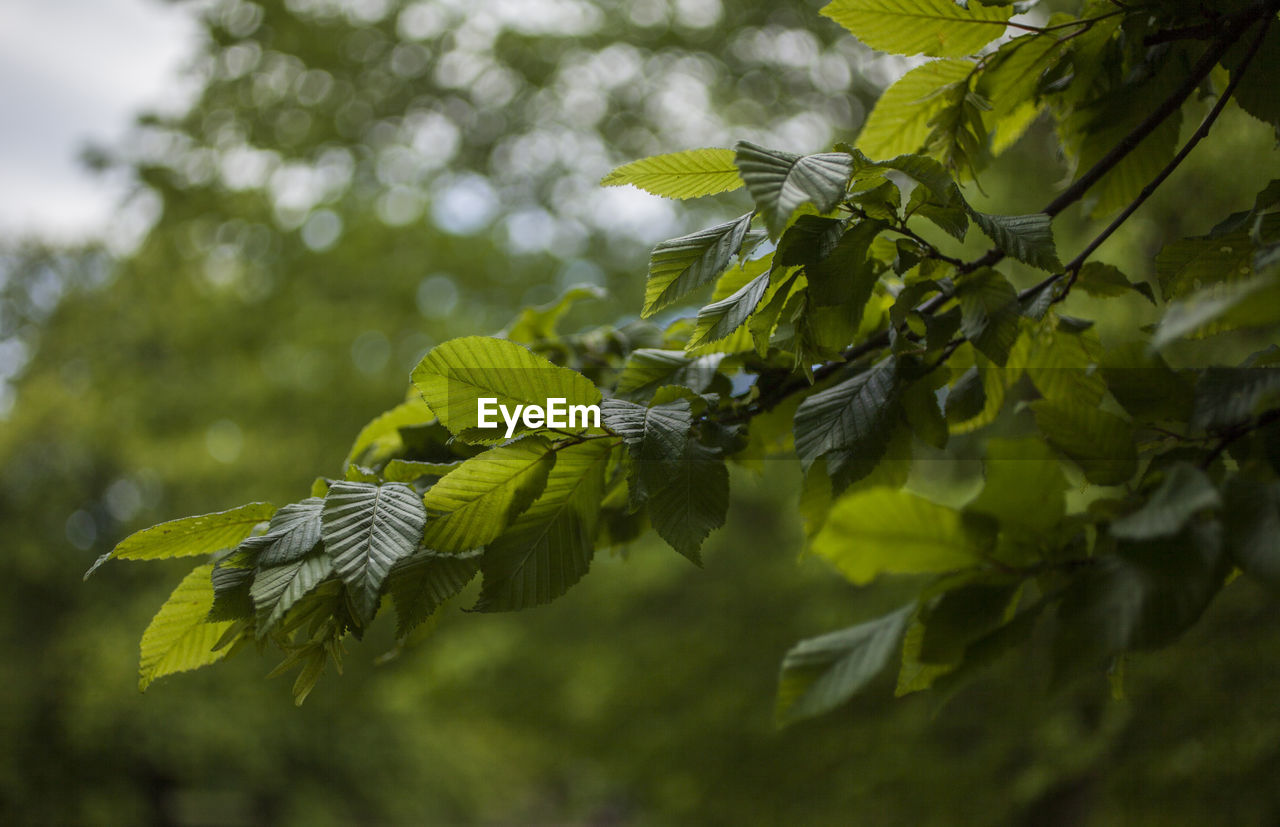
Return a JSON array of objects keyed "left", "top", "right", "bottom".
[{"left": 0, "top": 0, "right": 200, "bottom": 242}]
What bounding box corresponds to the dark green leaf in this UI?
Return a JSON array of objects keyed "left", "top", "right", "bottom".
[
  {"left": 1110, "top": 463, "right": 1221, "bottom": 540},
  {"left": 643, "top": 213, "right": 754, "bottom": 316},
  {"left": 236, "top": 498, "right": 323, "bottom": 567},
  {"left": 794, "top": 359, "right": 900, "bottom": 469},
  {"left": 475, "top": 440, "right": 611, "bottom": 612},
  {"left": 776, "top": 605, "right": 913, "bottom": 726},
  {"left": 386, "top": 551, "right": 480, "bottom": 637},
  {"left": 957, "top": 269, "right": 1021, "bottom": 366},
  {"left": 321, "top": 482, "right": 428, "bottom": 623},
  {"left": 734, "top": 142, "right": 853, "bottom": 236},
  {"left": 969, "top": 210, "right": 1061, "bottom": 272}
]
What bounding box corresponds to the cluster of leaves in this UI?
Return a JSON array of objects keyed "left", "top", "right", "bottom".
[{"left": 92, "top": 0, "right": 1280, "bottom": 718}]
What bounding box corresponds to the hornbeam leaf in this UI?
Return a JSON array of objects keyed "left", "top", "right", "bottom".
[
  {"left": 1223, "top": 478, "right": 1280, "bottom": 589},
  {"left": 776, "top": 605, "right": 913, "bottom": 725},
  {"left": 1190, "top": 367, "right": 1280, "bottom": 432},
  {"left": 251, "top": 553, "right": 336, "bottom": 639},
  {"left": 1111, "top": 463, "right": 1221, "bottom": 540},
  {"left": 1152, "top": 277, "right": 1280, "bottom": 348},
  {"left": 420, "top": 436, "right": 556, "bottom": 554},
  {"left": 821, "top": 0, "right": 1012, "bottom": 58},
  {"left": 968, "top": 437, "right": 1068, "bottom": 532},
  {"left": 86, "top": 502, "right": 275, "bottom": 578},
  {"left": 1074, "top": 262, "right": 1154, "bottom": 303},
  {"left": 794, "top": 359, "right": 900, "bottom": 469},
  {"left": 1031, "top": 400, "right": 1137, "bottom": 486},
  {"left": 690, "top": 268, "right": 772, "bottom": 347},
  {"left": 475, "top": 440, "right": 612, "bottom": 612},
  {"left": 382, "top": 459, "right": 461, "bottom": 483},
  {"left": 1054, "top": 522, "right": 1226, "bottom": 680},
  {"left": 643, "top": 213, "right": 754, "bottom": 316},
  {"left": 139, "top": 564, "right": 235, "bottom": 690},
  {"left": 601, "top": 147, "right": 743, "bottom": 199},
  {"left": 344, "top": 396, "right": 434, "bottom": 467},
  {"left": 615, "top": 349, "right": 724, "bottom": 399},
  {"left": 387, "top": 551, "right": 480, "bottom": 637},
  {"left": 734, "top": 142, "right": 853, "bottom": 237},
  {"left": 957, "top": 268, "right": 1021, "bottom": 366},
  {"left": 1025, "top": 323, "right": 1106, "bottom": 407},
  {"left": 857, "top": 60, "right": 973, "bottom": 160},
  {"left": 811, "top": 488, "right": 982, "bottom": 584},
  {"left": 646, "top": 441, "right": 729, "bottom": 564},
  {"left": 411, "top": 336, "right": 601, "bottom": 437},
  {"left": 236, "top": 498, "right": 323, "bottom": 567},
  {"left": 601, "top": 398, "right": 693, "bottom": 508},
  {"left": 208, "top": 561, "right": 255, "bottom": 622},
  {"left": 969, "top": 211, "right": 1061, "bottom": 272},
  {"left": 321, "top": 482, "right": 428, "bottom": 623}
]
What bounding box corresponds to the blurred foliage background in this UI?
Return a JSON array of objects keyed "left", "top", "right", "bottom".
[{"left": 3, "top": 0, "right": 1280, "bottom": 823}]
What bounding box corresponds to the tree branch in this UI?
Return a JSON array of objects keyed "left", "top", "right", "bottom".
[{"left": 722, "top": 0, "right": 1279, "bottom": 424}]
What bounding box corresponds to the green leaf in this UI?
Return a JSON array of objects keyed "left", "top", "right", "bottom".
[
  {"left": 344, "top": 396, "right": 434, "bottom": 467},
  {"left": 502, "top": 284, "right": 606, "bottom": 345},
  {"left": 386, "top": 551, "right": 480, "bottom": 637},
  {"left": 420, "top": 436, "right": 556, "bottom": 554},
  {"left": 1151, "top": 276, "right": 1280, "bottom": 348},
  {"left": 382, "top": 460, "right": 460, "bottom": 483},
  {"left": 967, "top": 437, "right": 1068, "bottom": 532},
  {"left": 1191, "top": 367, "right": 1280, "bottom": 432},
  {"left": 208, "top": 561, "right": 255, "bottom": 622},
  {"left": 902, "top": 378, "right": 948, "bottom": 449},
  {"left": 251, "top": 553, "right": 335, "bottom": 639},
  {"left": 643, "top": 213, "right": 754, "bottom": 316},
  {"left": 475, "top": 440, "right": 611, "bottom": 612},
  {"left": 600, "top": 147, "right": 743, "bottom": 199},
  {"left": 1025, "top": 323, "right": 1106, "bottom": 407},
  {"left": 1111, "top": 463, "right": 1221, "bottom": 541},
  {"left": 321, "top": 481, "right": 428, "bottom": 623},
  {"left": 1101, "top": 343, "right": 1194, "bottom": 422},
  {"left": 86, "top": 502, "right": 275, "bottom": 578},
  {"left": 1054, "top": 522, "right": 1226, "bottom": 679},
  {"left": 776, "top": 605, "right": 913, "bottom": 725},
  {"left": 411, "top": 336, "right": 601, "bottom": 438},
  {"left": 139, "top": 564, "right": 235, "bottom": 690},
  {"left": 615, "top": 349, "right": 724, "bottom": 400},
  {"left": 236, "top": 498, "right": 323, "bottom": 567},
  {"left": 734, "top": 142, "right": 853, "bottom": 237},
  {"left": 857, "top": 59, "right": 973, "bottom": 162},
  {"left": 821, "top": 0, "right": 1012, "bottom": 58},
  {"left": 811, "top": 488, "right": 981, "bottom": 584},
  {"left": 794, "top": 359, "right": 900, "bottom": 470},
  {"left": 1031, "top": 400, "right": 1136, "bottom": 486},
  {"left": 775, "top": 216, "right": 847, "bottom": 266},
  {"left": 1156, "top": 226, "right": 1267, "bottom": 301},
  {"left": 1222, "top": 24, "right": 1280, "bottom": 132},
  {"left": 1223, "top": 478, "right": 1280, "bottom": 589},
  {"left": 969, "top": 211, "right": 1061, "bottom": 272},
  {"left": 1074, "top": 262, "right": 1154, "bottom": 303},
  {"left": 918, "top": 580, "right": 1020, "bottom": 665},
  {"left": 646, "top": 441, "right": 729, "bottom": 565},
  {"left": 690, "top": 268, "right": 772, "bottom": 347},
  {"left": 957, "top": 268, "right": 1021, "bottom": 366}
]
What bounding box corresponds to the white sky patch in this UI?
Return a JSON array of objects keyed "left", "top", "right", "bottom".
[{"left": 0, "top": 0, "right": 201, "bottom": 242}]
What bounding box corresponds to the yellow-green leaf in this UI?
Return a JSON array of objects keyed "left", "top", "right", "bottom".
[
  {"left": 601, "top": 148, "right": 743, "bottom": 199},
  {"left": 856, "top": 59, "right": 974, "bottom": 160},
  {"left": 811, "top": 487, "right": 981, "bottom": 584},
  {"left": 822, "top": 0, "right": 1012, "bottom": 58},
  {"left": 86, "top": 502, "right": 275, "bottom": 578},
  {"left": 139, "top": 564, "right": 234, "bottom": 690}
]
